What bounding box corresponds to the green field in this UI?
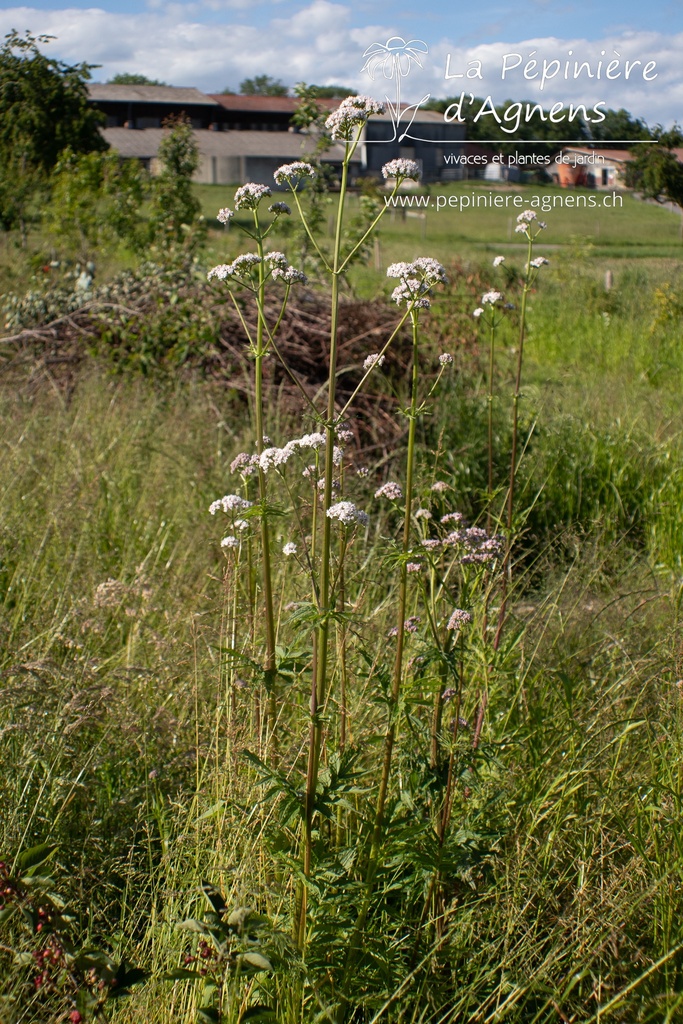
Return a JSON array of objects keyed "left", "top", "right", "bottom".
[{"left": 2, "top": 182, "right": 683, "bottom": 1023}]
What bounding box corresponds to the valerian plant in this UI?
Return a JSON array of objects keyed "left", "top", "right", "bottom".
[{"left": 203, "top": 95, "right": 550, "bottom": 1019}]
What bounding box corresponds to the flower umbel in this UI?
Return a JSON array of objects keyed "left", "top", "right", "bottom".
[
  {"left": 325, "top": 95, "right": 385, "bottom": 141},
  {"left": 233, "top": 183, "right": 272, "bottom": 210}
]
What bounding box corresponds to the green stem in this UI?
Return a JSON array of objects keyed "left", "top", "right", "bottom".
[
  {"left": 487, "top": 314, "right": 495, "bottom": 532},
  {"left": 494, "top": 230, "right": 534, "bottom": 651},
  {"left": 253, "top": 217, "right": 278, "bottom": 751},
  {"left": 297, "top": 142, "right": 352, "bottom": 950},
  {"left": 340, "top": 308, "right": 421, "bottom": 1002}
]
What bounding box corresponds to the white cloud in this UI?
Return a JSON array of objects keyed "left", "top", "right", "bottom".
[{"left": 0, "top": 5, "right": 678, "bottom": 125}]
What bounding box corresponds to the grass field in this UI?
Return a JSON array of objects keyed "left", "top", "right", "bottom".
[{"left": 2, "top": 182, "right": 683, "bottom": 1022}]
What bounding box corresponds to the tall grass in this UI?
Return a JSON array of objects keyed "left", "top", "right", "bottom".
[{"left": 3, "top": 218, "right": 683, "bottom": 1019}]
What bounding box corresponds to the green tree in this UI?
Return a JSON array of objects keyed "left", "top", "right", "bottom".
[
  {"left": 107, "top": 72, "right": 167, "bottom": 86},
  {"left": 588, "top": 107, "right": 652, "bottom": 144},
  {"left": 46, "top": 147, "right": 146, "bottom": 259},
  {"left": 0, "top": 29, "right": 106, "bottom": 232},
  {"left": 306, "top": 83, "right": 356, "bottom": 98},
  {"left": 239, "top": 74, "right": 288, "bottom": 96},
  {"left": 149, "top": 114, "right": 203, "bottom": 247},
  {"left": 624, "top": 130, "right": 683, "bottom": 233}
]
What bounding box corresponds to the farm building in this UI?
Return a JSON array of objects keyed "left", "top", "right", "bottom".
[{"left": 87, "top": 84, "right": 465, "bottom": 184}]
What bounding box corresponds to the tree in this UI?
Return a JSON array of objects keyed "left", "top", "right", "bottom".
[
  {"left": 0, "top": 29, "right": 106, "bottom": 232},
  {"left": 46, "top": 148, "right": 146, "bottom": 259},
  {"left": 624, "top": 130, "right": 683, "bottom": 230},
  {"left": 107, "top": 72, "right": 168, "bottom": 86},
  {"left": 588, "top": 107, "right": 652, "bottom": 144},
  {"left": 149, "top": 114, "right": 203, "bottom": 246},
  {"left": 306, "top": 84, "right": 356, "bottom": 99},
  {"left": 0, "top": 30, "right": 106, "bottom": 174},
  {"left": 239, "top": 74, "right": 288, "bottom": 96}
]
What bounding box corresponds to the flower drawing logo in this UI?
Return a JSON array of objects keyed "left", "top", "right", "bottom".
[{"left": 361, "top": 36, "right": 430, "bottom": 141}]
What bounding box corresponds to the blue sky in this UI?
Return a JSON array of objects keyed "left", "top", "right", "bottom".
[{"left": 1, "top": 0, "right": 681, "bottom": 125}]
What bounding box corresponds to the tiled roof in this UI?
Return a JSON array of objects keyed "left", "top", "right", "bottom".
[
  {"left": 89, "top": 84, "right": 219, "bottom": 106},
  {"left": 209, "top": 94, "right": 339, "bottom": 112}
]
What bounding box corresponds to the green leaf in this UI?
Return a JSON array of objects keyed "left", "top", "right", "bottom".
[
  {"left": 177, "top": 919, "right": 211, "bottom": 936},
  {"left": 240, "top": 1006, "right": 276, "bottom": 1023},
  {"left": 17, "top": 843, "right": 56, "bottom": 874},
  {"left": 201, "top": 882, "right": 227, "bottom": 917},
  {"left": 236, "top": 952, "right": 273, "bottom": 972},
  {"left": 226, "top": 906, "right": 253, "bottom": 934},
  {"left": 115, "top": 962, "right": 148, "bottom": 989},
  {"left": 165, "top": 968, "right": 203, "bottom": 982},
  {"left": 197, "top": 1008, "right": 220, "bottom": 1023}
]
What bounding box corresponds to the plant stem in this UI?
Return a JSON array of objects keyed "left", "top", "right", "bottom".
[
  {"left": 487, "top": 315, "right": 495, "bottom": 533},
  {"left": 253, "top": 221, "right": 278, "bottom": 751},
  {"left": 340, "top": 308, "right": 421, "bottom": 1001},
  {"left": 297, "top": 145, "right": 351, "bottom": 949},
  {"left": 494, "top": 231, "right": 534, "bottom": 651}
]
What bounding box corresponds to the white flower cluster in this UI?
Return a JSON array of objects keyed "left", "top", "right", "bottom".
[
  {"left": 447, "top": 609, "right": 472, "bottom": 630},
  {"left": 268, "top": 201, "right": 291, "bottom": 215},
  {"left": 381, "top": 158, "right": 421, "bottom": 181},
  {"left": 325, "top": 95, "right": 385, "bottom": 140},
  {"left": 363, "top": 353, "right": 385, "bottom": 371},
  {"left": 239, "top": 431, "right": 344, "bottom": 475},
  {"left": 273, "top": 162, "right": 317, "bottom": 185},
  {"left": 208, "top": 252, "right": 306, "bottom": 285},
  {"left": 375, "top": 481, "right": 403, "bottom": 500},
  {"left": 217, "top": 208, "right": 234, "bottom": 224},
  {"left": 387, "top": 258, "right": 447, "bottom": 286},
  {"left": 326, "top": 501, "right": 369, "bottom": 527},
  {"left": 282, "top": 542, "right": 298, "bottom": 556},
  {"left": 473, "top": 308, "right": 484, "bottom": 318},
  {"left": 272, "top": 265, "right": 308, "bottom": 284},
  {"left": 481, "top": 290, "right": 503, "bottom": 305},
  {"left": 529, "top": 256, "right": 549, "bottom": 269},
  {"left": 514, "top": 209, "right": 547, "bottom": 234},
  {"left": 209, "top": 494, "right": 254, "bottom": 515},
  {"left": 230, "top": 452, "right": 259, "bottom": 476},
  {"left": 221, "top": 535, "right": 240, "bottom": 549},
  {"left": 492, "top": 255, "right": 505, "bottom": 267},
  {"left": 234, "top": 183, "right": 272, "bottom": 210},
  {"left": 439, "top": 353, "right": 453, "bottom": 366},
  {"left": 207, "top": 253, "right": 262, "bottom": 282},
  {"left": 391, "top": 279, "right": 431, "bottom": 310},
  {"left": 414, "top": 508, "right": 431, "bottom": 520}
]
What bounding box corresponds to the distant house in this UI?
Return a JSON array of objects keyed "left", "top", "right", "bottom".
[
  {"left": 88, "top": 84, "right": 463, "bottom": 184},
  {"left": 552, "top": 146, "right": 683, "bottom": 189}
]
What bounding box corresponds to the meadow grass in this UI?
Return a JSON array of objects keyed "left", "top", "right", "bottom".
[{"left": 2, "top": 183, "right": 683, "bottom": 1021}]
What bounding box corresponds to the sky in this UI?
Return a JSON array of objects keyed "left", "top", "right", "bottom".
[{"left": 1, "top": 0, "right": 681, "bottom": 128}]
